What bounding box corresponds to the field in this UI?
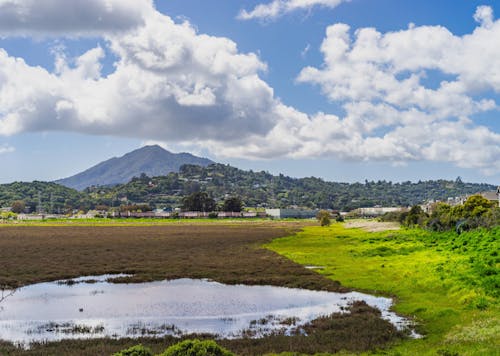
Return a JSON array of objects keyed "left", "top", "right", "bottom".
[
  {"left": 0, "top": 221, "right": 403, "bottom": 355},
  {"left": 0, "top": 220, "right": 497, "bottom": 355},
  {"left": 267, "top": 223, "right": 499, "bottom": 355}
]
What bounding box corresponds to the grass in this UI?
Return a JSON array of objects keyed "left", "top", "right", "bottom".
[
  {"left": 266, "top": 223, "right": 499, "bottom": 355},
  {"left": 1, "top": 220, "right": 496, "bottom": 355},
  {"left": 0, "top": 221, "right": 405, "bottom": 355}
]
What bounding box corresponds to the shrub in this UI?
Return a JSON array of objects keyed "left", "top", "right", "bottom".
[
  {"left": 160, "top": 339, "right": 235, "bottom": 356},
  {"left": 113, "top": 344, "right": 153, "bottom": 356},
  {"left": 316, "top": 210, "right": 331, "bottom": 226}
]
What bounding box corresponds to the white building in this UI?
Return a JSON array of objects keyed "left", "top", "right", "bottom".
[{"left": 265, "top": 208, "right": 318, "bottom": 219}]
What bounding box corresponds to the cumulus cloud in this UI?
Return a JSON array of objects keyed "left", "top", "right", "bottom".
[
  {"left": 0, "top": 3, "right": 499, "bottom": 174},
  {"left": 0, "top": 0, "right": 152, "bottom": 37},
  {"left": 0, "top": 9, "right": 275, "bottom": 144},
  {"left": 292, "top": 6, "right": 500, "bottom": 173},
  {"left": 238, "top": 0, "right": 348, "bottom": 21}
]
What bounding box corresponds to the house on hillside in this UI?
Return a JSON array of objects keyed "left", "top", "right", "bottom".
[{"left": 479, "top": 186, "right": 500, "bottom": 207}]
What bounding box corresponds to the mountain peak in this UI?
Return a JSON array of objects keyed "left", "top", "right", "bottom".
[{"left": 56, "top": 146, "right": 214, "bottom": 190}]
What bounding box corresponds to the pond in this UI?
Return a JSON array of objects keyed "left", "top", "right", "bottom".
[{"left": 0, "top": 275, "right": 416, "bottom": 346}]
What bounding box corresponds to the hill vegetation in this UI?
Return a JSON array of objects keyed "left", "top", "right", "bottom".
[
  {"left": 0, "top": 163, "right": 496, "bottom": 213},
  {"left": 86, "top": 164, "right": 495, "bottom": 211}
]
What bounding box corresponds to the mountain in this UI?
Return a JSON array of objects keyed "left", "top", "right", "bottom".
[{"left": 56, "top": 145, "right": 214, "bottom": 190}]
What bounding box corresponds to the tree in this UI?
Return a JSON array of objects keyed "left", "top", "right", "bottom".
[
  {"left": 222, "top": 196, "right": 243, "bottom": 212},
  {"left": 160, "top": 339, "right": 234, "bottom": 356},
  {"left": 463, "top": 195, "right": 493, "bottom": 218},
  {"left": 113, "top": 344, "right": 153, "bottom": 356},
  {"left": 182, "top": 192, "right": 216, "bottom": 212},
  {"left": 404, "top": 205, "right": 427, "bottom": 227},
  {"left": 316, "top": 210, "right": 331, "bottom": 226},
  {"left": 10, "top": 200, "right": 25, "bottom": 214}
]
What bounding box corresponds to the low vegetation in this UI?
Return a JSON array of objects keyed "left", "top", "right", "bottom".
[
  {"left": 381, "top": 194, "right": 499, "bottom": 232},
  {"left": 267, "top": 223, "right": 499, "bottom": 355},
  {"left": 0, "top": 219, "right": 497, "bottom": 355}
]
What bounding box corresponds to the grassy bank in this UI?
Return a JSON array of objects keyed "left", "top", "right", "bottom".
[{"left": 267, "top": 223, "right": 499, "bottom": 355}]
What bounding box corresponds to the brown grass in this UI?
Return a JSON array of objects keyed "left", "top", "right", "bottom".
[
  {"left": 0, "top": 223, "right": 404, "bottom": 355},
  {"left": 0, "top": 224, "right": 342, "bottom": 291}
]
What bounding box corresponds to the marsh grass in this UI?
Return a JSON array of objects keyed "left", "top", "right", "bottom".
[
  {"left": 0, "top": 224, "right": 334, "bottom": 291},
  {"left": 0, "top": 222, "right": 401, "bottom": 355}
]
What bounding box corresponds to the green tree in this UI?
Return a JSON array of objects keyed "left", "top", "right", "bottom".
[
  {"left": 404, "top": 205, "right": 427, "bottom": 227},
  {"left": 463, "top": 195, "right": 493, "bottom": 218},
  {"left": 316, "top": 210, "right": 331, "bottom": 226},
  {"left": 160, "top": 339, "right": 234, "bottom": 356},
  {"left": 222, "top": 196, "right": 243, "bottom": 212},
  {"left": 113, "top": 344, "right": 153, "bottom": 356},
  {"left": 182, "top": 192, "right": 216, "bottom": 212},
  {"left": 10, "top": 200, "right": 25, "bottom": 214}
]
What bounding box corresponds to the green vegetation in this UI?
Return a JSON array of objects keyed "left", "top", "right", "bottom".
[
  {"left": 113, "top": 344, "right": 154, "bottom": 356},
  {"left": 181, "top": 191, "right": 216, "bottom": 212},
  {"left": 0, "top": 181, "right": 88, "bottom": 213},
  {"left": 382, "top": 195, "right": 500, "bottom": 232},
  {"left": 90, "top": 165, "right": 496, "bottom": 211},
  {"left": 160, "top": 339, "right": 234, "bottom": 356},
  {"left": 1, "top": 165, "right": 495, "bottom": 212},
  {"left": 267, "top": 223, "right": 499, "bottom": 355},
  {"left": 316, "top": 210, "right": 331, "bottom": 226}
]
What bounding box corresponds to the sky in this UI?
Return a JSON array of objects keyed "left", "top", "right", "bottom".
[{"left": 0, "top": 0, "right": 499, "bottom": 185}]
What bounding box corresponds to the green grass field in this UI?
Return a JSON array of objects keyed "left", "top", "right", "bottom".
[{"left": 266, "top": 223, "right": 499, "bottom": 355}]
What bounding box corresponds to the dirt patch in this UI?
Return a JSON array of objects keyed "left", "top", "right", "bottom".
[{"left": 344, "top": 220, "right": 400, "bottom": 232}]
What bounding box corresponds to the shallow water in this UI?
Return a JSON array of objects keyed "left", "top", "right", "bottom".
[{"left": 0, "top": 276, "right": 415, "bottom": 346}]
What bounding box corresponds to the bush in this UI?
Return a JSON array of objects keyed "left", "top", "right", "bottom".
[
  {"left": 316, "top": 210, "right": 331, "bottom": 226},
  {"left": 113, "top": 344, "right": 153, "bottom": 356},
  {"left": 160, "top": 339, "right": 235, "bottom": 356}
]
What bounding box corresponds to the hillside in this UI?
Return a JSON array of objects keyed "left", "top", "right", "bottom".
[
  {"left": 0, "top": 181, "right": 85, "bottom": 213},
  {"left": 56, "top": 145, "right": 214, "bottom": 190},
  {"left": 87, "top": 164, "right": 497, "bottom": 211}
]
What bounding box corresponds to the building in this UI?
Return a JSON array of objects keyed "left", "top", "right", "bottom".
[
  {"left": 350, "top": 207, "right": 406, "bottom": 217},
  {"left": 479, "top": 186, "right": 500, "bottom": 207},
  {"left": 265, "top": 208, "right": 318, "bottom": 219}
]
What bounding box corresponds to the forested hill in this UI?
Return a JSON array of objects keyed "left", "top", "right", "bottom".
[
  {"left": 86, "top": 164, "right": 496, "bottom": 211},
  {"left": 0, "top": 181, "right": 87, "bottom": 213},
  {"left": 0, "top": 164, "right": 496, "bottom": 212}
]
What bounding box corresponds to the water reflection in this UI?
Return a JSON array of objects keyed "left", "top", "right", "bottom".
[{"left": 0, "top": 276, "right": 415, "bottom": 346}]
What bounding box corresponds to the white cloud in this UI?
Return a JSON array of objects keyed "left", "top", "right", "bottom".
[
  {"left": 292, "top": 6, "right": 500, "bottom": 173},
  {"left": 0, "top": 0, "right": 152, "bottom": 37},
  {"left": 0, "top": 4, "right": 499, "bottom": 175},
  {"left": 0, "top": 10, "right": 275, "bottom": 144},
  {"left": 0, "top": 144, "right": 14, "bottom": 154},
  {"left": 238, "top": 0, "right": 348, "bottom": 21},
  {"left": 474, "top": 5, "right": 494, "bottom": 28}
]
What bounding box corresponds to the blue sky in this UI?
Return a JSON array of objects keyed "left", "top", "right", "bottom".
[{"left": 0, "top": 0, "right": 499, "bottom": 185}]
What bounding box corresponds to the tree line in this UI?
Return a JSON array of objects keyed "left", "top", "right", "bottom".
[{"left": 0, "top": 164, "right": 496, "bottom": 213}]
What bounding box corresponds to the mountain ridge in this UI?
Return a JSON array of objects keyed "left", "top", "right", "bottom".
[{"left": 56, "top": 145, "right": 214, "bottom": 190}]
